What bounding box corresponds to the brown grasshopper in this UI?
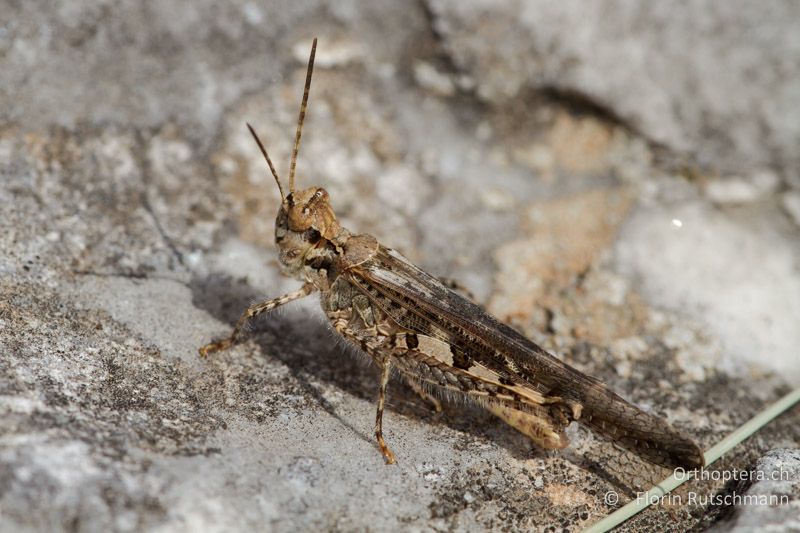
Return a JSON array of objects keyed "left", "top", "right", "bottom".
[{"left": 200, "top": 38, "right": 704, "bottom": 469}]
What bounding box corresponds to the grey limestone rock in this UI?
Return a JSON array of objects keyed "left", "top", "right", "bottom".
[{"left": 1, "top": 1, "right": 798, "bottom": 531}]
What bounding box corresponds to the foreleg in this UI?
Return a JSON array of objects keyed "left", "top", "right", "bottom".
[{"left": 199, "top": 282, "right": 316, "bottom": 357}]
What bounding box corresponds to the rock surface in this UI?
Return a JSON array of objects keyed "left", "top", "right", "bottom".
[
  {"left": 427, "top": 0, "right": 800, "bottom": 185},
  {"left": 709, "top": 449, "right": 800, "bottom": 532},
  {"left": 1, "top": 1, "right": 799, "bottom": 532}
]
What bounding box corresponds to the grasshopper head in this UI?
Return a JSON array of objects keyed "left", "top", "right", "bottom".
[
  {"left": 245, "top": 39, "right": 343, "bottom": 281},
  {"left": 274, "top": 186, "right": 341, "bottom": 277}
]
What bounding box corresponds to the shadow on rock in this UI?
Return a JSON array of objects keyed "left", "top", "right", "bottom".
[{"left": 188, "top": 272, "right": 541, "bottom": 460}]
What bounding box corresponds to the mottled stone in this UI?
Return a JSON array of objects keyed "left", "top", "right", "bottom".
[
  {"left": 427, "top": 0, "right": 800, "bottom": 182},
  {"left": 1, "top": 1, "right": 798, "bottom": 532},
  {"left": 709, "top": 449, "right": 800, "bottom": 533}
]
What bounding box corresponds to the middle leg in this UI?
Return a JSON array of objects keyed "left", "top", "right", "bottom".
[{"left": 375, "top": 359, "right": 396, "bottom": 464}]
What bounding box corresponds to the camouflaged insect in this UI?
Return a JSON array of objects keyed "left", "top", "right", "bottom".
[{"left": 200, "top": 38, "right": 705, "bottom": 470}]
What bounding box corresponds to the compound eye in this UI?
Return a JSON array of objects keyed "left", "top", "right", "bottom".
[{"left": 304, "top": 228, "right": 321, "bottom": 244}]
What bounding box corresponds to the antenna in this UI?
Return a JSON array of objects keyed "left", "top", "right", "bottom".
[
  {"left": 246, "top": 122, "right": 285, "bottom": 200},
  {"left": 288, "top": 37, "right": 317, "bottom": 193}
]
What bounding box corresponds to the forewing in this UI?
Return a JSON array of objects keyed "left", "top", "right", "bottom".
[
  {"left": 347, "top": 246, "right": 594, "bottom": 395},
  {"left": 346, "top": 245, "right": 705, "bottom": 469}
]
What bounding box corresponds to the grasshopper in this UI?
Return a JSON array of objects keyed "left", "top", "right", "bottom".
[{"left": 200, "top": 38, "right": 704, "bottom": 469}]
